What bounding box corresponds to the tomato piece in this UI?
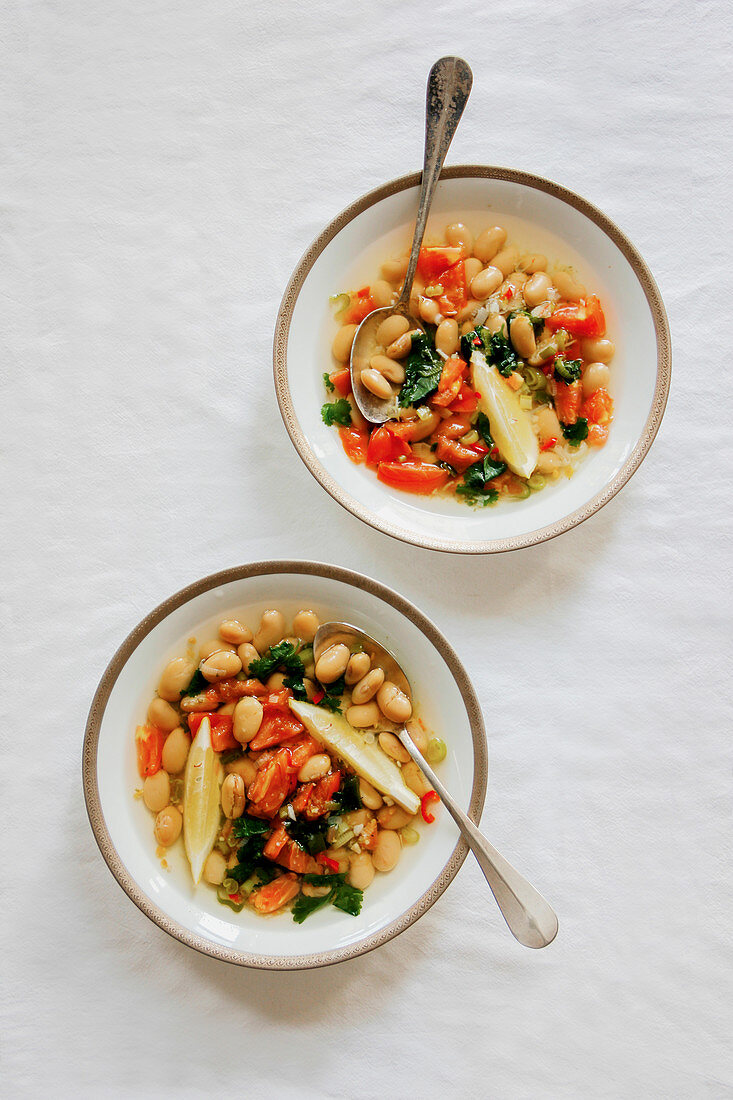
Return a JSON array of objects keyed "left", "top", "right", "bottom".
[
  {"left": 339, "top": 424, "right": 369, "bottom": 464},
  {"left": 434, "top": 414, "right": 473, "bottom": 440},
  {"left": 276, "top": 839, "right": 320, "bottom": 874},
  {"left": 250, "top": 873, "right": 300, "bottom": 914},
  {"left": 187, "top": 712, "right": 238, "bottom": 752},
  {"left": 366, "top": 425, "right": 412, "bottom": 466},
  {"left": 580, "top": 387, "right": 614, "bottom": 426},
  {"left": 135, "top": 725, "right": 167, "bottom": 778},
  {"left": 587, "top": 423, "right": 609, "bottom": 447},
  {"left": 430, "top": 357, "right": 466, "bottom": 407},
  {"left": 247, "top": 749, "right": 295, "bottom": 817},
  {"left": 263, "top": 824, "right": 289, "bottom": 860},
  {"left": 545, "top": 295, "right": 606, "bottom": 339},
  {"left": 435, "top": 436, "right": 482, "bottom": 473},
  {"left": 553, "top": 380, "right": 583, "bottom": 425},
  {"left": 377, "top": 461, "right": 450, "bottom": 495},
  {"left": 359, "top": 819, "right": 378, "bottom": 851},
  {"left": 342, "top": 287, "right": 375, "bottom": 326},
  {"left": 249, "top": 715, "right": 304, "bottom": 751},
  {"left": 437, "top": 261, "right": 468, "bottom": 317},
  {"left": 447, "top": 385, "right": 480, "bottom": 413},
  {"left": 292, "top": 782, "right": 315, "bottom": 815},
  {"left": 287, "top": 735, "right": 320, "bottom": 770},
  {"left": 216, "top": 677, "right": 268, "bottom": 702},
  {"left": 304, "top": 770, "right": 342, "bottom": 820},
  {"left": 329, "top": 367, "right": 352, "bottom": 396},
  {"left": 416, "top": 246, "right": 463, "bottom": 281}
]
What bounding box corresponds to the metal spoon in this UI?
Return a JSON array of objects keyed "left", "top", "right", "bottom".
[
  {"left": 349, "top": 56, "right": 473, "bottom": 424},
  {"left": 314, "top": 621, "right": 559, "bottom": 949}
]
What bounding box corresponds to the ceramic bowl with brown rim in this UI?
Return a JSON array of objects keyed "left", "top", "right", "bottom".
[
  {"left": 274, "top": 167, "right": 671, "bottom": 554},
  {"left": 83, "top": 561, "right": 487, "bottom": 970}
]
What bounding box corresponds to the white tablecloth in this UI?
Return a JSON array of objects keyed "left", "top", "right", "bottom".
[{"left": 3, "top": 1, "right": 731, "bottom": 1096}]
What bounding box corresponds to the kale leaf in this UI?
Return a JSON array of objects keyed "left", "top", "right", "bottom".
[
  {"left": 321, "top": 398, "right": 352, "bottom": 427},
  {"left": 331, "top": 775, "right": 362, "bottom": 813},
  {"left": 285, "top": 817, "right": 329, "bottom": 854},
  {"left": 399, "top": 332, "right": 443, "bottom": 407},
  {"left": 486, "top": 331, "right": 519, "bottom": 377},
  {"left": 291, "top": 872, "right": 363, "bottom": 924},
  {"left": 554, "top": 356, "right": 582, "bottom": 384},
  {"left": 323, "top": 372, "right": 335, "bottom": 392},
  {"left": 561, "top": 417, "right": 589, "bottom": 446},
  {"left": 232, "top": 815, "right": 269, "bottom": 838}
]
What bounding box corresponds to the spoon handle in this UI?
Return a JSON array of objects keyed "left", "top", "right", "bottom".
[
  {"left": 398, "top": 729, "right": 559, "bottom": 949},
  {"left": 400, "top": 56, "right": 473, "bottom": 306}
]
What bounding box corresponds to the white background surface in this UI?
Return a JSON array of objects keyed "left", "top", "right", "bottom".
[{"left": 3, "top": 1, "right": 732, "bottom": 1097}]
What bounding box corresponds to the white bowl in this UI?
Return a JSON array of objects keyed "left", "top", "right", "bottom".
[
  {"left": 83, "top": 561, "right": 487, "bottom": 969},
  {"left": 274, "top": 167, "right": 671, "bottom": 554}
]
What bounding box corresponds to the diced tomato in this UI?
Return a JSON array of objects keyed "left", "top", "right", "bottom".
[
  {"left": 553, "top": 380, "right": 583, "bottom": 425},
  {"left": 430, "top": 357, "right": 466, "bottom": 407},
  {"left": 339, "top": 424, "right": 369, "bottom": 464},
  {"left": 416, "top": 246, "right": 463, "bottom": 282},
  {"left": 288, "top": 735, "right": 321, "bottom": 769},
  {"left": 263, "top": 824, "right": 290, "bottom": 860},
  {"left": 250, "top": 873, "right": 300, "bottom": 914},
  {"left": 276, "top": 840, "right": 320, "bottom": 875},
  {"left": 545, "top": 295, "right": 606, "bottom": 339},
  {"left": 304, "top": 770, "right": 342, "bottom": 820},
  {"left": 580, "top": 387, "right": 614, "bottom": 426},
  {"left": 447, "top": 384, "right": 480, "bottom": 413},
  {"left": 216, "top": 677, "right": 268, "bottom": 702},
  {"left": 292, "top": 782, "right": 315, "bottom": 814},
  {"left": 329, "top": 368, "right": 352, "bottom": 396},
  {"left": 187, "top": 712, "right": 238, "bottom": 752},
  {"left": 250, "top": 715, "right": 304, "bottom": 751},
  {"left": 433, "top": 414, "right": 473, "bottom": 440},
  {"left": 437, "top": 261, "right": 468, "bottom": 317},
  {"left": 587, "top": 423, "right": 609, "bottom": 447},
  {"left": 377, "top": 461, "right": 450, "bottom": 495},
  {"left": 434, "top": 435, "right": 481, "bottom": 473},
  {"left": 135, "top": 725, "right": 167, "bottom": 778},
  {"left": 247, "top": 748, "right": 296, "bottom": 817},
  {"left": 359, "top": 819, "right": 379, "bottom": 851},
  {"left": 342, "top": 287, "right": 376, "bottom": 326},
  {"left": 366, "top": 425, "right": 412, "bottom": 467}
]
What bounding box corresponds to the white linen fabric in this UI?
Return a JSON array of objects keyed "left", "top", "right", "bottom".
[{"left": 2, "top": 1, "right": 731, "bottom": 1097}]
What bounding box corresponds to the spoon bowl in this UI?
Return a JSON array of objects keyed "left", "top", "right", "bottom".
[
  {"left": 350, "top": 306, "right": 423, "bottom": 424},
  {"left": 315, "top": 618, "right": 559, "bottom": 949}
]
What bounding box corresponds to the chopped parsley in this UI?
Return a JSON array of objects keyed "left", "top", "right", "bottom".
[
  {"left": 399, "top": 332, "right": 443, "bottom": 407},
  {"left": 181, "top": 669, "right": 208, "bottom": 697},
  {"left": 321, "top": 398, "right": 352, "bottom": 427},
  {"left": 291, "top": 873, "right": 364, "bottom": 923},
  {"left": 455, "top": 453, "right": 506, "bottom": 507},
  {"left": 554, "top": 356, "right": 582, "bottom": 384},
  {"left": 318, "top": 674, "right": 345, "bottom": 714},
  {"left": 323, "top": 372, "right": 335, "bottom": 392},
  {"left": 232, "top": 815, "right": 269, "bottom": 838},
  {"left": 561, "top": 418, "right": 589, "bottom": 446}
]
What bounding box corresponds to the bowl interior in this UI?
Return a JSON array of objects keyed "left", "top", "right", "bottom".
[
  {"left": 276, "top": 169, "right": 669, "bottom": 553},
  {"left": 84, "top": 564, "right": 486, "bottom": 968}
]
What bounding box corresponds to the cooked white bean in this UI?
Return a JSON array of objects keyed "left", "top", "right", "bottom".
[
  {"left": 162, "top": 727, "right": 190, "bottom": 774},
  {"left": 219, "top": 619, "right": 253, "bottom": 645},
  {"left": 405, "top": 720, "right": 428, "bottom": 754},
  {"left": 470, "top": 265, "right": 503, "bottom": 300},
  {"left": 537, "top": 450, "right": 562, "bottom": 474},
  {"left": 199, "top": 638, "right": 236, "bottom": 661},
  {"left": 237, "top": 642, "right": 259, "bottom": 674},
  {"left": 315, "top": 643, "right": 350, "bottom": 684},
  {"left": 401, "top": 760, "right": 432, "bottom": 797},
  {"left": 509, "top": 314, "right": 536, "bottom": 359},
  {"left": 225, "top": 756, "right": 257, "bottom": 786},
  {"left": 154, "top": 805, "right": 182, "bottom": 847},
  {"left": 346, "top": 702, "right": 381, "bottom": 728},
  {"left": 435, "top": 318, "right": 459, "bottom": 357},
  {"left": 492, "top": 246, "right": 520, "bottom": 276},
  {"left": 221, "top": 773, "right": 246, "bottom": 819},
  {"left": 582, "top": 362, "right": 610, "bottom": 397},
  {"left": 157, "top": 657, "right": 197, "bottom": 702},
  {"left": 445, "top": 222, "right": 473, "bottom": 256},
  {"left": 378, "top": 730, "right": 410, "bottom": 762},
  {"left": 474, "top": 226, "right": 507, "bottom": 263},
  {"left": 297, "top": 753, "right": 331, "bottom": 783},
  {"left": 253, "top": 610, "right": 286, "bottom": 654},
  {"left": 523, "top": 272, "right": 554, "bottom": 308},
  {"left": 380, "top": 257, "right": 409, "bottom": 283},
  {"left": 143, "top": 770, "right": 170, "bottom": 813},
  {"left": 370, "top": 354, "right": 405, "bottom": 384},
  {"left": 464, "top": 256, "right": 483, "bottom": 283},
  {"left": 361, "top": 369, "right": 393, "bottom": 400},
  {"left": 418, "top": 296, "right": 440, "bottom": 324},
  {"left": 372, "top": 830, "right": 401, "bottom": 873},
  {"left": 385, "top": 331, "right": 414, "bottom": 359},
  {"left": 351, "top": 667, "right": 385, "bottom": 705},
  {"left": 536, "top": 406, "right": 562, "bottom": 445},
  {"left": 553, "top": 270, "right": 585, "bottom": 300},
  {"left": 377, "top": 804, "right": 413, "bottom": 829},
  {"left": 358, "top": 778, "right": 383, "bottom": 810},
  {"left": 332, "top": 324, "right": 358, "bottom": 363},
  {"left": 377, "top": 682, "right": 413, "bottom": 724},
  {"left": 371, "top": 279, "right": 395, "bottom": 307},
  {"left": 456, "top": 299, "right": 480, "bottom": 323},
  {"left": 203, "top": 850, "right": 227, "bottom": 885},
  {"left": 485, "top": 314, "right": 508, "bottom": 338},
  {"left": 345, "top": 651, "right": 371, "bottom": 685},
  {"left": 581, "top": 337, "right": 615, "bottom": 363},
  {"left": 200, "top": 649, "right": 242, "bottom": 682},
  {"left": 347, "top": 851, "right": 375, "bottom": 890},
  {"left": 521, "top": 253, "right": 547, "bottom": 273},
  {"left": 293, "top": 609, "right": 319, "bottom": 642},
  {"left": 266, "top": 672, "right": 288, "bottom": 690},
  {"left": 147, "top": 697, "right": 179, "bottom": 732},
  {"left": 376, "top": 314, "right": 409, "bottom": 347}
]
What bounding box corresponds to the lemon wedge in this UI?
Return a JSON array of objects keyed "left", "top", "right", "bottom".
[
  {"left": 289, "top": 700, "right": 420, "bottom": 814},
  {"left": 183, "top": 716, "right": 223, "bottom": 885},
  {"left": 470, "top": 350, "right": 539, "bottom": 479}
]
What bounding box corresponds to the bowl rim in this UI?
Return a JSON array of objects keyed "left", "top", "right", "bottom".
[
  {"left": 83, "top": 559, "right": 488, "bottom": 970},
  {"left": 273, "top": 164, "right": 672, "bottom": 554}
]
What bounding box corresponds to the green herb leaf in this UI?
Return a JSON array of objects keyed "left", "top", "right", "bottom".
[
  {"left": 554, "top": 356, "right": 582, "bottom": 384},
  {"left": 181, "top": 669, "right": 208, "bottom": 697},
  {"left": 486, "top": 331, "right": 519, "bottom": 377},
  {"left": 331, "top": 775, "right": 362, "bottom": 813},
  {"left": 456, "top": 453, "right": 506, "bottom": 507},
  {"left": 323, "top": 372, "right": 335, "bottom": 392},
  {"left": 331, "top": 883, "right": 364, "bottom": 917},
  {"left": 475, "top": 411, "right": 494, "bottom": 448},
  {"left": 285, "top": 818, "right": 329, "bottom": 854},
  {"left": 292, "top": 891, "right": 333, "bottom": 924},
  {"left": 321, "top": 399, "right": 352, "bottom": 427},
  {"left": 399, "top": 332, "right": 443, "bottom": 407},
  {"left": 317, "top": 674, "right": 345, "bottom": 714},
  {"left": 249, "top": 641, "right": 305, "bottom": 683},
  {"left": 561, "top": 418, "right": 589, "bottom": 446},
  {"left": 232, "top": 815, "right": 269, "bottom": 839}
]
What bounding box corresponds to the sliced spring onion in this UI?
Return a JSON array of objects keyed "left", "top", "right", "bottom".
[
  {"left": 426, "top": 737, "right": 447, "bottom": 764},
  {"left": 416, "top": 404, "right": 432, "bottom": 421},
  {"left": 400, "top": 827, "right": 420, "bottom": 845},
  {"left": 460, "top": 429, "right": 479, "bottom": 445},
  {"left": 329, "top": 292, "right": 350, "bottom": 316},
  {"left": 510, "top": 484, "right": 532, "bottom": 500},
  {"left": 424, "top": 283, "right": 445, "bottom": 297},
  {"left": 518, "top": 395, "right": 533, "bottom": 410},
  {"left": 528, "top": 473, "right": 546, "bottom": 491}
]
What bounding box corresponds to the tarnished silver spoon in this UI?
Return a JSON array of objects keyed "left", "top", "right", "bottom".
[
  {"left": 314, "top": 621, "right": 559, "bottom": 949},
  {"left": 349, "top": 56, "right": 473, "bottom": 424}
]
